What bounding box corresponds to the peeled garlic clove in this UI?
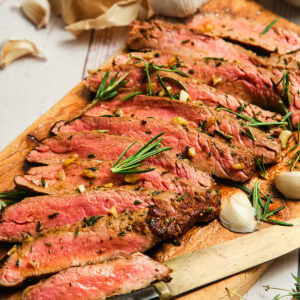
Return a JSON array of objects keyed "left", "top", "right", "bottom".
[
  {"left": 274, "top": 171, "right": 300, "bottom": 200},
  {"left": 21, "top": 0, "right": 50, "bottom": 28},
  {"left": 149, "top": 0, "right": 207, "bottom": 18},
  {"left": 0, "top": 38, "right": 46, "bottom": 68},
  {"left": 279, "top": 130, "right": 292, "bottom": 150},
  {"left": 219, "top": 191, "right": 257, "bottom": 233}
]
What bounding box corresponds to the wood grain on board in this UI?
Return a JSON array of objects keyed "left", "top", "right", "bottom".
[{"left": 0, "top": 0, "right": 300, "bottom": 299}]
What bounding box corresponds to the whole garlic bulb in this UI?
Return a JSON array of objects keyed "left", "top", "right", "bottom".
[
  {"left": 219, "top": 191, "right": 257, "bottom": 233},
  {"left": 274, "top": 171, "right": 300, "bottom": 200},
  {"left": 149, "top": 0, "right": 207, "bottom": 18},
  {"left": 21, "top": 0, "right": 50, "bottom": 28}
]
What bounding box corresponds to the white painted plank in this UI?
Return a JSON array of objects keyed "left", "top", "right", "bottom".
[
  {"left": 83, "top": 26, "right": 128, "bottom": 77},
  {"left": 0, "top": 0, "right": 91, "bottom": 151},
  {"left": 245, "top": 250, "right": 299, "bottom": 299}
]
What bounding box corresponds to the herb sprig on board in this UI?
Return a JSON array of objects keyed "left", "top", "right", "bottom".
[
  {"left": 69, "top": 71, "right": 129, "bottom": 122},
  {"left": 252, "top": 181, "right": 292, "bottom": 226},
  {"left": 255, "top": 154, "right": 268, "bottom": 179},
  {"left": 111, "top": 132, "right": 172, "bottom": 175}
]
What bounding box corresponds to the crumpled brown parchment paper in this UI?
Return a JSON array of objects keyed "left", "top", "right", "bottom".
[{"left": 49, "top": 0, "right": 153, "bottom": 36}]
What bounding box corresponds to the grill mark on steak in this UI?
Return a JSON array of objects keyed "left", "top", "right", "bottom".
[
  {"left": 184, "top": 14, "right": 300, "bottom": 56},
  {"left": 21, "top": 253, "right": 171, "bottom": 300},
  {"left": 0, "top": 189, "right": 220, "bottom": 286},
  {"left": 15, "top": 158, "right": 211, "bottom": 196},
  {"left": 77, "top": 93, "right": 280, "bottom": 164},
  {"left": 50, "top": 116, "right": 255, "bottom": 182},
  {"left": 127, "top": 20, "right": 264, "bottom": 67}
]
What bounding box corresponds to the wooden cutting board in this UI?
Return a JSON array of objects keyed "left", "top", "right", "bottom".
[{"left": 0, "top": 0, "right": 299, "bottom": 299}]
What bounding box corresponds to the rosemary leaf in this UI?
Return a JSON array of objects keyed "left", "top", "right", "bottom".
[
  {"left": 162, "top": 76, "right": 187, "bottom": 92},
  {"left": 260, "top": 18, "right": 280, "bottom": 36},
  {"left": 111, "top": 132, "right": 172, "bottom": 175},
  {"left": 144, "top": 64, "right": 152, "bottom": 96},
  {"left": 254, "top": 154, "right": 268, "bottom": 179},
  {"left": 156, "top": 72, "right": 172, "bottom": 98},
  {"left": 121, "top": 91, "right": 143, "bottom": 102}
]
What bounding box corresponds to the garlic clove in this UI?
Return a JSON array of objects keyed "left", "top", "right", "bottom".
[
  {"left": 279, "top": 130, "right": 292, "bottom": 149},
  {"left": 149, "top": 0, "right": 207, "bottom": 18},
  {"left": 219, "top": 191, "right": 257, "bottom": 233},
  {"left": 21, "top": 0, "right": 50, "bottom": 29},
  {"left": 274, "top": 171, "right": 300, "bottom": 200},
  {"left": 0, "top": 38, "right": 46, "bottom": 68}
]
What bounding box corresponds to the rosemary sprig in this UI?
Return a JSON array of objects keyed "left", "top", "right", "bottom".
[
  {"left": 156, "top": 72, "right": 172, "bottom": 98},
  {"left": 0, "top": 190, "right": 28, "bottom": 213},
  {"left": 252, "top": 181, "right": 292, "bottom": 226},
  {"left": 264, "top": 273, "right": 300, "bottom": 299},
  {"left": 276, "top": 71, "right": 291, "bottom": 106},
  {"left": 289, "top": 150, "right": 300, "bottom": 171},
  {"left": 111, "top": 132, "right": 172, "bottom": 175},
  {"left": 203, "top": 57, "right": 226, "bottom": 62},
  {"left": 287, "top": 122, "right": 300, "bottom": 154},
  {"left": 216, "top": 106, "right": 287, "bottom": 139},
  {"left": 161, "top": 76, "right": 187, "bottom": 92},
  {"left": 0, "top": 190, "right": 28, "bottom": 200},
  {"left": 144, "top": 63, "right": 152, "bottom": 96},
  {"left": 254, "top": 154, "right": 268, "bottom": 179},
  {"left": 149, "top": 63, "right": 190, "bottom": 78},
  {"left": 121, "top": 91, "right": 143, "bottom": 102},
  {"left": 286, "top": 48, "right": 300, "bottom": 55},
  {"left": 260, "top": 18, "right": 280, "bottom": 36},
  {"left": 69, "top": 71, "right": 129, "bottom": 123}
]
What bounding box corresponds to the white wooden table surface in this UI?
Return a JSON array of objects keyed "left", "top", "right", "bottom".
[{"left": 0, "top": 0, "right": 300, "bottom": 299}]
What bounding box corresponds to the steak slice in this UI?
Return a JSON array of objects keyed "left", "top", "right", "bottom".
[
  {"left": 127, "top": 20, "right": 264, "bottom": 67},
  {"left": 26, "top": 133, "right": 212, "bottom": 188},
  {"left": 0, "top": 187, "right": 153, "bottom": 242},
  {"left": 50, "top": 117, "right": 255, "bottom": 182},
  {"left": 111, "top": 51, "right": 290, "bottom": 118},
  {"left": 21, "top": 253, "right": 171, "bottom": 300},
  {"left": 87, "top": 60, "right": 282, "bottom": 124},
  {"left": 15, "top": 158, "right": 211, "bottom": 195},
  {"left": 0, "top": 189, "right": 220, "bottom": 286},
  {"left": 185, "top": 14, "right": 300, "bottom": 55},
  {"left": 79, "top": 94, "right": 280, "bottom": 164}
]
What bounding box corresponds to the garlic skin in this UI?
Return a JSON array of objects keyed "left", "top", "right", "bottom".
[
  {"left": 149, "top": 0, "right": 207, "bottom": 18},
  {"left": 274, "top": 172, "right": 300, "bottom": 200},
  {"left": 219, "top": 191, "right": 257, "bottom": 233},
  {"left": 21, "top": 0, "right": 50, "bottom": 28},
  {"left": 0, "top": 38, "right": 46, "bottom": 68}
]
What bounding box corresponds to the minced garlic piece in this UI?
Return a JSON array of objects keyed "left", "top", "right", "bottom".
[{"left": 172, "top": 116, "right": 189, "bottom": 126}]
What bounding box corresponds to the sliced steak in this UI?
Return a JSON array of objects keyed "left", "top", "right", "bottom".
[
  {"left": 185, "top": 14, "right": 300, "bottom": 55},
  {"left": 87, "top": 60, "right": 282, "bottom": 124},
  {"left": 112, "top": 51, "right": 290, "bottom": 118},
  {"left": 27, "top": 132, "right": 212, "bottom": 188},
  {"left": 15, "top": 158, "right": 211, "bottom": 195},
  {"left": 21, "top": 253, "right": 171, "bottom": 300},
  {"left": 0, "top": 187, "right": 152, "bottom": 242},
  {"left": 50, "top": 117, "right": 255, "bottom": 182},
  {"left": 80, "top": 94, "right": 280, "bottom": 164},
  {"left": 0, "top": 188, "right": 220, "bottom": 286},
  {"left": 127, "top": 20, "right": 263, "bottom": 66}
]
